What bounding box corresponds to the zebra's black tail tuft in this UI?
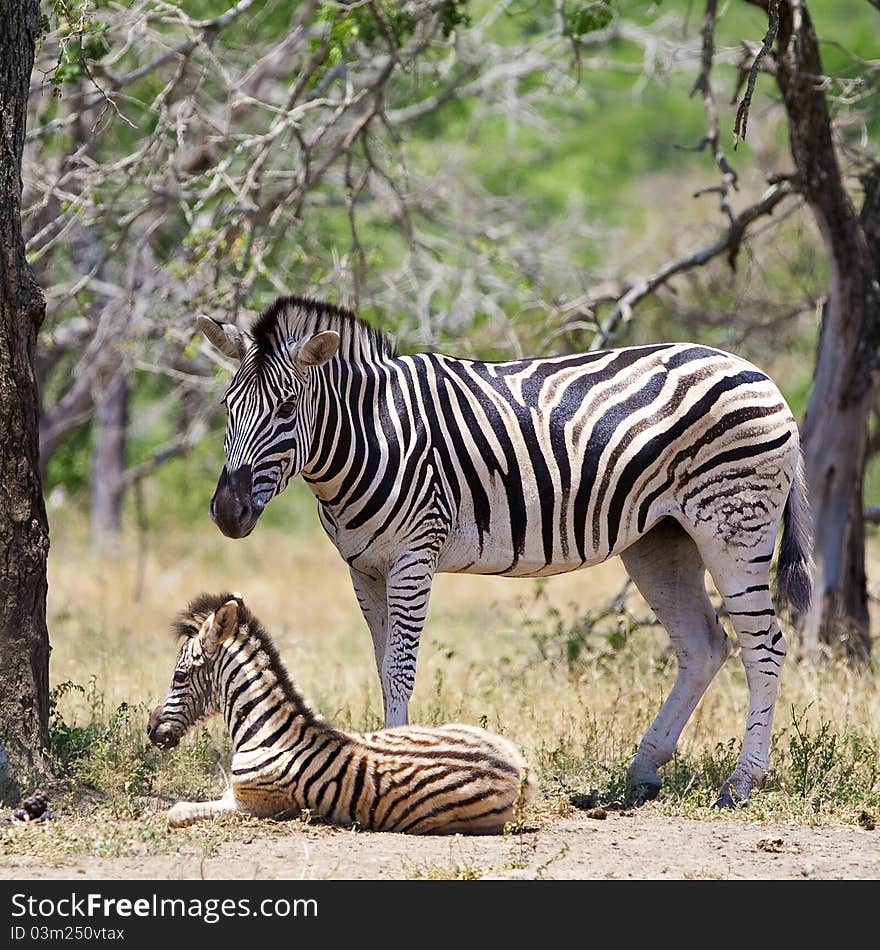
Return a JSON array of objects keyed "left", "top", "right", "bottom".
[{"left": 777, "top": 450, "right": 813, "bottom": 613}]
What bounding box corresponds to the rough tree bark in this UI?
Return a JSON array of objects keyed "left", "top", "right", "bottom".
[
  {"left": 0, "top": 0, "right": 51, "bottom": 783},
  {"left": 759, "top": 0, "right": 879, "bottom": 658}
]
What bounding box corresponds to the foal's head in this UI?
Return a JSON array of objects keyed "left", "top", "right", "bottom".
[{"left": 147, "top": 594, "right": 242, "bottom": 750}]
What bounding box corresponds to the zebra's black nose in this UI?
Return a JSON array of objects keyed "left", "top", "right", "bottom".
[
  {"left": 210, "top": 465, "right": 258, "bottom": 538},
  {"left": 147, "top": 706, "right": 179, "bottom": 750}
]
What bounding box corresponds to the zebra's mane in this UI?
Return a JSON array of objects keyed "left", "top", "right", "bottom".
[
  {"left": 172, "top": 591, "right": 317, "bottom": 722},
  {"left": 250, "top": 295, "right": 398, "bottom": 363}
]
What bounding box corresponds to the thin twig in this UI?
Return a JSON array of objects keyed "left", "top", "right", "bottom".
[
  {"left": 691, "top": 0, "right": 738, "bottom": 223},
  {"left": 589, "top": 180, "right": 797, "bottom": 349},
  {"left": 733, "top": 0, "right": 780, "bottom": 147}
]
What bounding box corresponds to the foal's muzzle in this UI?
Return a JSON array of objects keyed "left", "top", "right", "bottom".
[
  {"left": 210, "top": 464, "right": 261, "bottom": 538},
  {"left": 147, "top": 705, "right": 180, "bottom": 750}
]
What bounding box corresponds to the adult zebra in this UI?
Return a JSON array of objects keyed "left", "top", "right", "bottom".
[{"left": 198, "top": 295, "right": 812, "bottom": 808}]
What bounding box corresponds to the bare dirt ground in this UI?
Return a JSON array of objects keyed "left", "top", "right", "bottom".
[{"left": 1, "top": 811, "right": 877, "bottom": 881}]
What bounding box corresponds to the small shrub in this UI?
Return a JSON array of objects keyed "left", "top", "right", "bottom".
[
  {"left": 769, "top": 705, "right": 880, "bottom": 816},
  {"left": 47, "top": 678, "right": 229, "bottom": 817}
]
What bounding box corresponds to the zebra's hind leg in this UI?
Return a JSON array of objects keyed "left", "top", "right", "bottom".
[
  {"left": 699, "top": 547, "right": 788, "bottom": 808},
  {"left": 620, "top": 519, "right": 732, "bottom": 803},
  {"left": 167, "top": 789, "right": 243, "bottom": 828}
]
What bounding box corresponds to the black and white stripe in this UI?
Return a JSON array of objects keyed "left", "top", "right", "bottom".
[{"left": 199, "top": 296, "right": 813, "bottom": 807}]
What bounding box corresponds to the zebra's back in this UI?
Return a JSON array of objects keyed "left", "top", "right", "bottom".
[
  {"left": 313, "top": 341, "right": 799, "bottom": 578},
  {"left": 412, "top": 342, "right": 799, "bottom": 575}
]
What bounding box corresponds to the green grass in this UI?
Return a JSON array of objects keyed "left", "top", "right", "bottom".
[
  {"left": 12, "top": 665, "right": 874, "bottom": 863},
  {"left": 48, "top": 683, "right": 230, "bottom": 821},
  {"left": 2, "top": 524, "right": 873, "bottom": 859},
  {"left": 1, "top": 516, "right": 876, "bottom": 861}
]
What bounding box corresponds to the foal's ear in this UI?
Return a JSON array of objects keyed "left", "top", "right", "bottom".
[
  {"left": 197, "top": 315, "right": 250, "bottom": 361},
  {"left": 202, "top": 601, "right": 239, "bottom": 654},
  {"left": 294, "top": 330, "right": 340, "bottom": 368}
]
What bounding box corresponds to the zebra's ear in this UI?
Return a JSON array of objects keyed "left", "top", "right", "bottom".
[
  {"left": 197, "top": 315, "right": 250, "bottom": 361},
  {"left": 202, "top": 601, "right": 239, "bottom": 654},
  {"left": 295, "top": 330, "right": 340, "bottom": 368}
]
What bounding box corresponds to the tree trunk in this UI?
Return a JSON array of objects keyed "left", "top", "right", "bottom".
[
  {"left": 770, "top": 1, "right": 878, "bottom": 658},
  {"left": 835, "top": 163, "right": 880, "bottom": 661},
  {"left": 0, "top": 0, "right": 51, "bottom": 787},
  {"left": 90, "top": 370, "right": 128, "bottom": 549}
]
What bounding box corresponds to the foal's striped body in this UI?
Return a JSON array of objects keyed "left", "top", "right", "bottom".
[{"left": 148, "top": 593, "right": 535, "bottom": 833}]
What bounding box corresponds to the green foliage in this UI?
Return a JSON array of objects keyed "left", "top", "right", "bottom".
[
  {"left": 539, "top": 732, "right": 635, "bottom": 809},
  {"left": 562, "top": 1, "right": 614, "bottom": 38},
  {"left": 49, "top": 678, "right": 229, "bottom": 816},
  {"left": 48, "top": 679, "right": 91, "bottom": 771},
  {"left": 776, "top": 706, "right": 879, "bottom": 811},
  {"left": 44, "top": 422, "right": 91, "bottom": 497},
  {"left": 46, "top": 0, "right": 111, "bottom": 92},
  {"left": 541, "top": 719, "right": 880, "bottom": 818},
  {"left": 524, "top": 581, "right": 653, "bottom": 670},
  {"left": 660, "top": 738, "right": 742, "bottom": 803},
  {"left": 316, "top": 0, "right": 470, "bottom": 67}
]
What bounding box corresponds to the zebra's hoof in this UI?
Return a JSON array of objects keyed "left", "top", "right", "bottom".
[
  {"left": 625, "top": 782, "right": 662, "bottom": 807},
  {"left": 167, "top": 803, "right": 196, "bottom": 828},
  {"left": 712, "top": 791, "right": 749, "bottom": 810}
]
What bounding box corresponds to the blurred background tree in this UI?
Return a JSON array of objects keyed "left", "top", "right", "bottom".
[{"left": 22, "top": 0, "right": 879, "bottom": 660}]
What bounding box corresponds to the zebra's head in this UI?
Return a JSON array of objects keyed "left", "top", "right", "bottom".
[
  {"left": 198, "top": 314, "right": 340, "bottom": 538},
  {"left": 147, "top": 597, "right": 241, "bottom": 750}
]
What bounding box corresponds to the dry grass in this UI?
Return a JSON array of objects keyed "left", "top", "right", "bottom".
[{"left": 37, "top": 501, "right": 880, "bottom": 839}]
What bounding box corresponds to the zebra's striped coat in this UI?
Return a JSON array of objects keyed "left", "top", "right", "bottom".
[
  {"left": 199, "top": 297, "right": 812, "bottom": 808},
  {"left": 147, "top": 593, "right": 535, "bottom": 833}
]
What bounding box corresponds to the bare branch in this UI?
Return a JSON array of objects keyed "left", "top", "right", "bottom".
[
  {"left": 122, "top": 416, "right": 209, "bottom": 487},
  {"left": 691, "top": 0, "right": 738, "bottom": 223},
  {"left": 733, "top": 0, "right": 780, "bottom": 147},
  {"left": 588, "top": 180, "right": 798, "bottom": 349}
]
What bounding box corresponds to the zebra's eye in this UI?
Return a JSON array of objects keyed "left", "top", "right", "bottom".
[
  {"left": 276, "top": 398, "right": 297, "bottom": 419},
  {"left": 173, "top": 670, "right": 188, "bottom": 684}
]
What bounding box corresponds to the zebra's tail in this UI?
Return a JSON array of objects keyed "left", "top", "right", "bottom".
[{"left": 777, "top": 449, "right": 814, "bottom": 613}]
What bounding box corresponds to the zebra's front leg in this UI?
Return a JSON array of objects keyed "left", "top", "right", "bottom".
[
  {"left": 167, "top": 789, "right": 242, "bottom": 828},
  {"left": 349, "top": 566, "right": 389, "bottom": 691},
  {"left": 381, "top": 550, "right": 438, "bottom": 727}
]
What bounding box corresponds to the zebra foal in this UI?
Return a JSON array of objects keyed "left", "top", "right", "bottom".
[
  {"left": 198, "top": 295, "right": 813, "bottom": 808},
  {"left": 147, "top": 592, "right": 536, "bottom": 833}
]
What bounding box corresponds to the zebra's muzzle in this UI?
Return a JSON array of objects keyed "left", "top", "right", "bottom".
[
  {"left": 147, "top": 706, "right": 181, "bottom": 750},
  {"left": 210, "top": 464, "right": 261, "bottom": 538}
]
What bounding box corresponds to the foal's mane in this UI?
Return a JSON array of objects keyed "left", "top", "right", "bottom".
[{"left": 171, "top": 591, "right": 317, "bottom": 721}]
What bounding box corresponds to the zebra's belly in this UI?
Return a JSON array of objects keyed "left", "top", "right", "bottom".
[
  {"left": 435, "top": 524, "right": 617, "bottom": 577},
  {"left": 441, "top": 556, "right": 598, "bottom": 578}
]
